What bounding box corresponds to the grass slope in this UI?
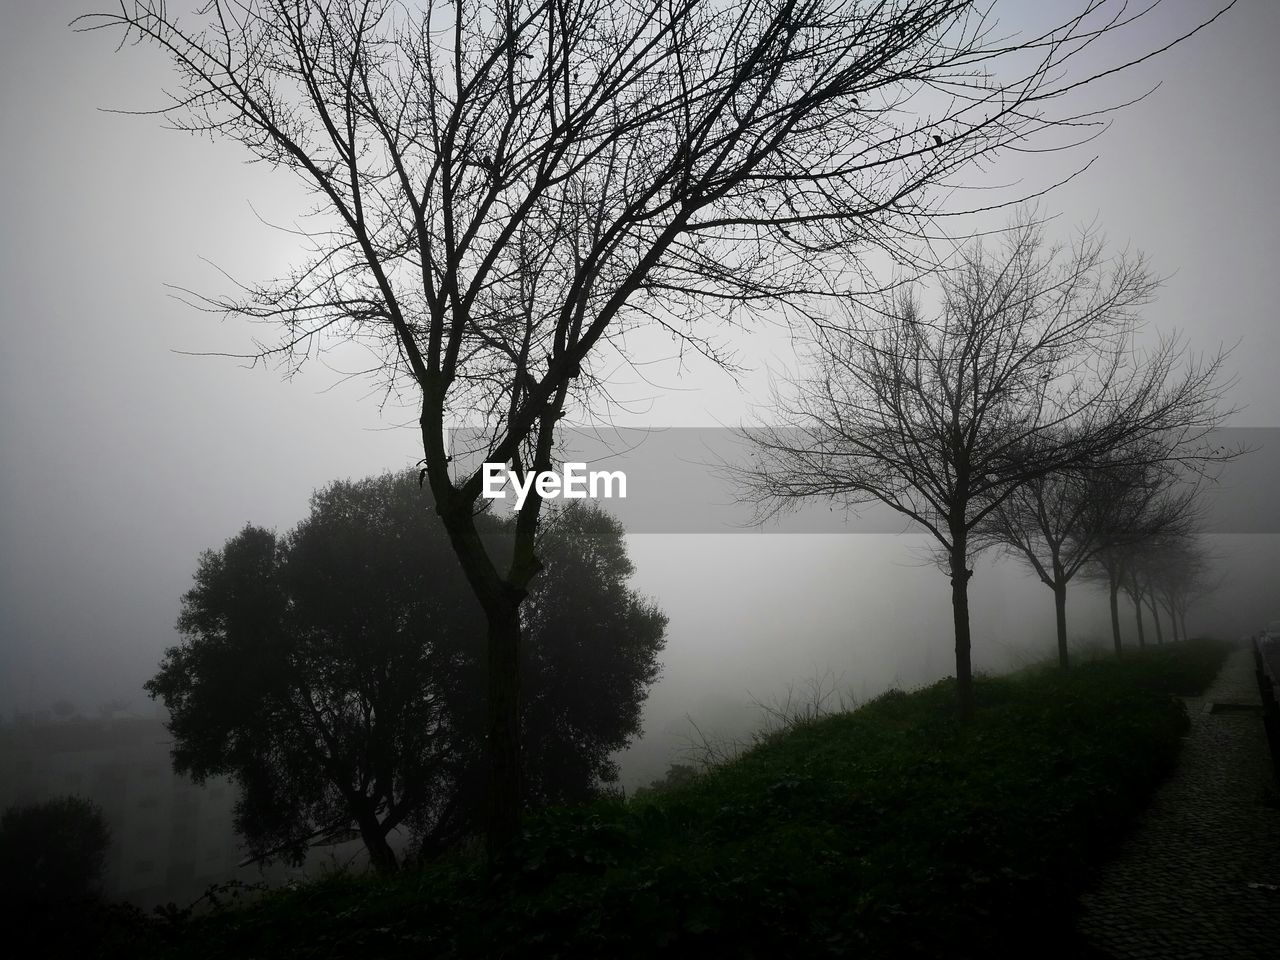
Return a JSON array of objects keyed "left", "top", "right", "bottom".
[{"left": 103, "top": 639, "right": 1229, "bottom": 960}]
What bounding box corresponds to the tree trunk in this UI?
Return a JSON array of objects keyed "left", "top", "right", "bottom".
[
  {"left": 949, "top": 539, "right": 974, "bottom": 718},
  {"left": 1133, "top": 594, "right": 1146, "bottom": 648},
  {"left": 1179, "top": 610, "right": 1189, "bottom": 640},
  {"left": 357, "top": 813, "right": 398, "bottom": 874},
  {"left": 430, "top": 501, "right": 527, "bottom": 864},
  {"left": 1108, "top": 573, "right": 1123, "bottom": 657},
  {"left": 1147, "top": 594, "right": 1164, "bottom": 644},
  {"left": 485, "top": 601, "right": 523, "bottom": 858},
  {"left": 424, "top": 448, "right": 532, "bottom": 864},
  {"left": 1053, "top": 580, "right": 1069, "bottom": 670}
]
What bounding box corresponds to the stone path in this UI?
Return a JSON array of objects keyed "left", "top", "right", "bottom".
[{"left": 1076, "top": 645, "right": 1280, "bottom": 959}]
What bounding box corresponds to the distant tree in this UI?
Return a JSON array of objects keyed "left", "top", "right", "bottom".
[
  {"left": 1119, "top": 530, "right": 1186, "bottom": 645},
  {"left": 978, "top": 464, "right": 1098, "bottom": 669},
  {"left": 981, "top": 434, "right": 1222, "bottom": 666},
  {"left": 632, "top": 763, "right": 701, "bottom": 799},
  {"left": 82, "top": 0, "right": 1236, "bottom": 853},
  {"left": 96, "top": 699, "right": 132, "bottom": 720},
  {"left": 1139, "top": 553, "right": 1168, "bottom": 644},
  {"left": 1083, "top": 467, "right": 1203, "bottom": 653},
  {"left": 739, "top": 221, "right": 1233, "bottom": 712},
  {"left": 1174, "top": 548, "right": 1220, "bottom": 640},
  {"left": 1122, "top": 551, "right": 1154, "bottom": 647},
  {"left": 0, "top": 797, "right": 111, "bottom": 906},
  {"left": 1142, "top": 531, "right": 1216, "bottom": 642},
  {"left": 147, "top": 471, "right": 665, "bottom": 872}
]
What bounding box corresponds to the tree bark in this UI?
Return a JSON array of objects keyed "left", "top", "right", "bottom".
[
  {"left": 485, "top": 601, "right": 523, "bottom": 857},
  {"left": 428, "top": 481, "right": 528, "bottom": 864},
  {"left": 949, "top": 538, "right": 974, "bottom": 718},
  {"left": 1108, "top": 573, "right": 1123, "bottom": 657},
  {"left": 1053, "top": 579, "right": 1069, "bottom": 670},
  {"left": 357, "top": 812, "right": 398, "bottom": 874}
]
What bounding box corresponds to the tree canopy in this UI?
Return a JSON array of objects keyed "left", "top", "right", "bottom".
[{"left": 147, "top": 472, "right": 665, "bottom": 871}]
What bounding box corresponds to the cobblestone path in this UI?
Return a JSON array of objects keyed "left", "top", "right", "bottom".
[{"left": 1076, "top": 645, "right": 1280, "bottom": 959}]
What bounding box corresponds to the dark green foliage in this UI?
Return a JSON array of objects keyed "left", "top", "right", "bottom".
[
  {"left": 1, "top": 795, "right": 119, "bottom": 956},
  {"left": 520, "top": 504, "right": 666, "bottom": 804},
  {"left": 0, "top": 795, "right": 111, "bottom": 905},
  {"left": 632, "top": 763, "right": 701, "bottom": 799},
  {"left": 146, "top": 471, "right": 665, "bottom": 870},
  {"left": 113, "top": 639, "right": 1228, "bottom": 959}
]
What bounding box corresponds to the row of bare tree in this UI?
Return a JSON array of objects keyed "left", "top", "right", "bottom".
[
  {"left": 984, "top": 444, "right": 1220, "bottom": 664},
  {"left": 741, "top": 220, "right": 1237, "bottom": 700},
  {"left": 83, "top": 0, "right": 1240, "bottom": 856},
  {"left": 1081, "top": 493, "right": 1217, "bottom": 654}
]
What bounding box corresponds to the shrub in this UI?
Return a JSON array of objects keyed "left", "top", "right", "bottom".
[{"left": 0, "top": 795, "right": 111, "bottom": 906}]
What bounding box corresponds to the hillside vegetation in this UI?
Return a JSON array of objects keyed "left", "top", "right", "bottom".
[{"left": 101, "top": 639, "right": 1229, "bottom": 960}]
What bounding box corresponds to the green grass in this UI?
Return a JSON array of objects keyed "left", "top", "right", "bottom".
[{"left": 103, "top": 639, "right": 1230, "bottom": 960}]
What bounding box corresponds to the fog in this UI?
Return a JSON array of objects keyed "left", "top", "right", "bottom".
[{"left": 2, "top": 0, "right": 1280, "bottom": 898}]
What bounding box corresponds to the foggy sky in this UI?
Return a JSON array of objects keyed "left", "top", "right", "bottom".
[{"left": 2, "top": 0, "right": 1278, "bottom": 788}]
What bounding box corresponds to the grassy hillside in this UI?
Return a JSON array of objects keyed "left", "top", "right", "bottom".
[{"left": 99, "top": 639, "right": 1229, "bottom": 960}]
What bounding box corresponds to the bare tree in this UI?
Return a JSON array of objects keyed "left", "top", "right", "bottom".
[
  {"left": 738, "top": 220, "right": 1233, "bottom": 713},
  {"left": 1082, "top": 461, "right": 1203, "bottom": 654},
  {"left": 985, "top": 423, "right": 1228, "bottom": 667},
  {"left": 1141, "top": 553, "right": 1167, "bottom": 643},
  {"left": 979, "top": 464, "right": 1113, "bottom": 669},
  {"left": 1119, "top": 526, "right": 1178, "bottom": 644},
  {"left": 79, "top": 0, "right": 1236, "bottom": 848},
  {"left": 1122, "top": 551, "right": 1152, "bottom": 646}
]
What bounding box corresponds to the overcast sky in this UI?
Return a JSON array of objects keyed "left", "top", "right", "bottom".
[{"left": 2, "top": 0, "right": 1278, "bottom": 786}]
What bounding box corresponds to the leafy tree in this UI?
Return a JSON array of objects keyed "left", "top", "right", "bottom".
[
  {"left": 147, "top": 471, "right": 665, "bottom": 872},
  {"left": 519, "top": 504, "right": 667, "bottom": 807},
  {"left": 632, "top": 763, "right": 701, "bottom": 799},
  {"left": 81, "top": 0, "right": 1235, "bottom": 852},
  {"left": 0, "top": 796, "right": 111, "bottom": 906}
]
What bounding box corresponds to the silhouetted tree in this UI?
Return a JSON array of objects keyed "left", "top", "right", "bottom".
[
  {"left": 739, "top": 221, "right": 1232, "bottom": 713},
  {"left": 519, "top": 505, "right": 667, "bottom": 807},
  {"left": 0, "top": 796, "right": 111, "bottom": 906},
  {"left": 1118, "top": 528, "right": 1196, "bottom": 645},
  {"left": 979, "top": 464, "right": 1113, "bottom": 669},
  {"left": 983, "top": 432, "right": 1225, "bottom": 666},
  {"left": 82, "top": 0, "right": 1236, "bottom": 849},
  {"left": 633, "top": 763, "right": 701, "bottom": 799},
  {"left": 1083, "top": 465, "right": 1203, "bottom": 654},
  {"left": 1122, "top": 555, "right": 1152, "bottom": 647},
  {"left": 147, "top": 471, "right": 665, "bottom": 871},
  {"left": 1144, "top": 531, "right": 1216, "bottom": 641}
]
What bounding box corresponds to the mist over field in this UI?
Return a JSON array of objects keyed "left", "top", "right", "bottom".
[{"left": 618, "top": 527, "right": 1278, "bottom": 791}]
